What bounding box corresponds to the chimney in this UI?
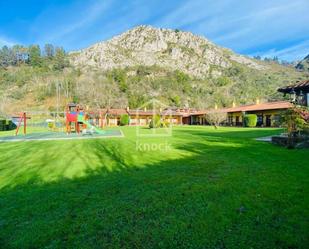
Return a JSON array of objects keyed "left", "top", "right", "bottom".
[
  {"left": 256, "top": 98, "right": 260, "bottom": 105},
  {"left": 215, "top": 104, "right": 218, "bottom": 110},
  {"left": 126, "top": 106, "right": 129, "bottom": 112},
  {"left": 144, "top": 107, "right": 147, "bottom": 112},
  {"left": 232, "top": 101, "right": 236, "bottom": 108}
]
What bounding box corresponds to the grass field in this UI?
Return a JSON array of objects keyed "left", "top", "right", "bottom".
[{"left": 0, "top": 126, "right": 308, "bottom": 248}]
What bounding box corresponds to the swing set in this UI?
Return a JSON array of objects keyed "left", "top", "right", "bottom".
[{"left": 13, "top": 112, "right": 30, "bottom": 135}]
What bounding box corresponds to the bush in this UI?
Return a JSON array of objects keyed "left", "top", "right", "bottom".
[
  {"left": 0, "top": 119, "right": 16, "bottom": 131},
  {"left": 161, "top": 120, "right": 170, "bottom": 128},
  {"left": 120, "top": 114, "right": 129, "bottom": 126},
  {"left": 216, "top": 76, "right": 231, "bottom": 86},
  {"left": 244, "top": 114, "right": 257, "bottom": 127},
  {"left": 149, "top": 115, "right": 161, "bottom": 128}
]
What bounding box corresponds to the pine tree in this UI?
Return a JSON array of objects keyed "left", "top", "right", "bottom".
[{"left": 53, "top": 47, "right": 68, "bottom": 70}]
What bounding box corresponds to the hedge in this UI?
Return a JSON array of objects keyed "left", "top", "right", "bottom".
[
  {"left": 0, "top": 119, "right": 17, "bottom": 131},
  {"left": 120, "top": 114, "right": 130, "bottom": 126},
  {"left": 149, "top": 115, "right": 161, "bottom": 128},
  {"left": 244, "top": 114, "right": 257, "bottom": 127}
]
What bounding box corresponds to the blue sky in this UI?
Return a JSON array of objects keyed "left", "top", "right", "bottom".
[{"left": 0, "top": 0, "right": 308, "bottom": 61}]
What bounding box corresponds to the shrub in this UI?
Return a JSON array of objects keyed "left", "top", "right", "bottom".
[
  {"left": 280, "top": 107, "right": 309, "bottom": 148},
  {"left": 281, "top": 107, "right": 309, "bottom": 133},
  {"left": 216, "top": 76, "right": 231, "bottom": 86},
  {"left": 0, "top": 119, "right": 16, "bottom": 131},
  {"left": 47, "top": 121, "right": 55, "bottom": 129},
  {"left": 244, "top": 114, "right": 257, "bottom": 127},
  {"left": 120, "top": 114, "right": 129, "bottom": 126},
  {"left": 149, "top": 115, "right": 161, "bottom": 128},
  {"left": 161, "top": 120, "right": 170, "bottom": 128}
]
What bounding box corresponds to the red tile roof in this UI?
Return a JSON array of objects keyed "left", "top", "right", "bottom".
[
  {"left": 129, "top": 109, "right": 185, "bottom": 116},
  {"left": 129, "top": 110, "right": 160, "bottom": 116},
  {"left": 107, "top": 109, "right": 128, "bottom": 115},
  {"left": 190, "top": 101, "right": 292, "bottom": 116},
  {"left": 190, "top": 110, "right": 207, "bottom": 116},
  {"left": 91, "top": 101, "right": 292, "bottom": 117},
  {"left": 221, "top": 101, "right": 292, "bottom": 113}
]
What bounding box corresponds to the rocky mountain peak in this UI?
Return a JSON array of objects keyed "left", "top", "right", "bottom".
[{"left": 70, "top": 25, "right": 265, "bottom": 78}]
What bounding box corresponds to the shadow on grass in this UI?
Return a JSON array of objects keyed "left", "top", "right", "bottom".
[{"left": 0, "top": 128, "right": 307, "bottom": 248}]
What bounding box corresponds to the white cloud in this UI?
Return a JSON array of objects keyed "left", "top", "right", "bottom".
[
  {"left": 211, "top": 0, "right": 309, "bottom": 51},
  {"left": 155, "top": 0, "right": 233, "bottom": 29},
  {"left": 0, "top": 37, "right": 15, "bottom": 47},
  {"left": 252, "top": 40, "right": 309, "bottom": 61},
  {"left": 154, "top": 0, "right": 309, "bottom": 60},
  {"left": 35, "top": 0, "right": 115, "bottom": 43},
  {"left": 2, "top": 0, "right": 307, "bottom": 61}
]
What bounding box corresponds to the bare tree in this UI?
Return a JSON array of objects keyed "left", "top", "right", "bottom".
[
  {"left": 205, "top": 111, "right": 227, "bottom": 129},
  {"left": 75, "top": 73, "right": 127, "bottom": 109}
]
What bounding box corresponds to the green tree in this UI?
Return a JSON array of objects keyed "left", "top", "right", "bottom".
[
  {"left": 53, "top": 47, "right": 69, "bottom": 70},
  {"left": 28, "top": 45, "right": 42, "bottom": 67},
  {"left": 171, "top": 95, "right": 181, "bottom": 107},
  {"left": 110, "top": 69, "right": 127, "bottom": 92}
]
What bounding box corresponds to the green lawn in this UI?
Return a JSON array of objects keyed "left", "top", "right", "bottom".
[{"left": 0, "top": 126, "right": 308, "bottom": 248}]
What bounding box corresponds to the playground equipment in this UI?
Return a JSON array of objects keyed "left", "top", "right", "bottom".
[
  {"left": 14, "top": 112, "right": 30, "bottom": 135},
  {"left": 0, "top": 108, "right": 123, "bottom": 142},
  {"left": 65, "top": 103, "right": 105, "bottom": 134}
]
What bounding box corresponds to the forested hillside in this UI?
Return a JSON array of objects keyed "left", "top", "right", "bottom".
[{"left": 0, "top": 26, "right": 308, "bottom": 114}]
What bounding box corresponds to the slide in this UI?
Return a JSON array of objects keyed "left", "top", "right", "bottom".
[{"left": 82, "top": 120, "right": 106, "bottom": 134}]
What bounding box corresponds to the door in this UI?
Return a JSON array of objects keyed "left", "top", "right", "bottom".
[
  {"left": 266, "top": 115, "right": 271, "bottom": 127},
  {"left": 257, "top": 115, "right": 263, "bottom": 126},
  {"left": 228, "top": 116, "right": 233, "bottom": 126},
  {"left": 236, "top": 116, "right": 240, "bottom": 126}
]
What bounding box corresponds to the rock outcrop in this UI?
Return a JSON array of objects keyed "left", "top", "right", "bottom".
[{"left": 70, "top": 25, "right": 264, "bottom": 78}]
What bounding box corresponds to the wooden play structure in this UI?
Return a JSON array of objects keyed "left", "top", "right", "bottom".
[
  {"left": 65, "top": 103, "right": 105, "bottom": 134},
  {"left": 65, "top": 103, "right": 83, "bottom": 134}
]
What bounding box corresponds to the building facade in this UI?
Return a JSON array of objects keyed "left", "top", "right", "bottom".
[
  {"left": 224, "top": 101, "right": 293, "bottom": 127},
  {"left": 278, "top": 80, "right": 309, "bottom": 107},
  {"left": 85, "top": 80, "right": 309, "bottom": 128},
  {"left": 91, "top": 101, "right": 292, "bottom": 128}
]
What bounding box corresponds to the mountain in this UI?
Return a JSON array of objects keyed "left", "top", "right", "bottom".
[
  {"left": 296, "top": 54, "right": 309, "bottom": 72},
  {"left": 70, "top": 25, "right": 265, "bottom": 78},
  {"left": 0, "top": 26, "right": 307, "bottom": 113}
]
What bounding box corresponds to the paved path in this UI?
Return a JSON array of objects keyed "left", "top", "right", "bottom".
[
  {"left": 0, "top": 130, "right": 124, "bottom": 142},
  {"left": 255, "top": 136, "right": 272, "bottom": 142}
]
